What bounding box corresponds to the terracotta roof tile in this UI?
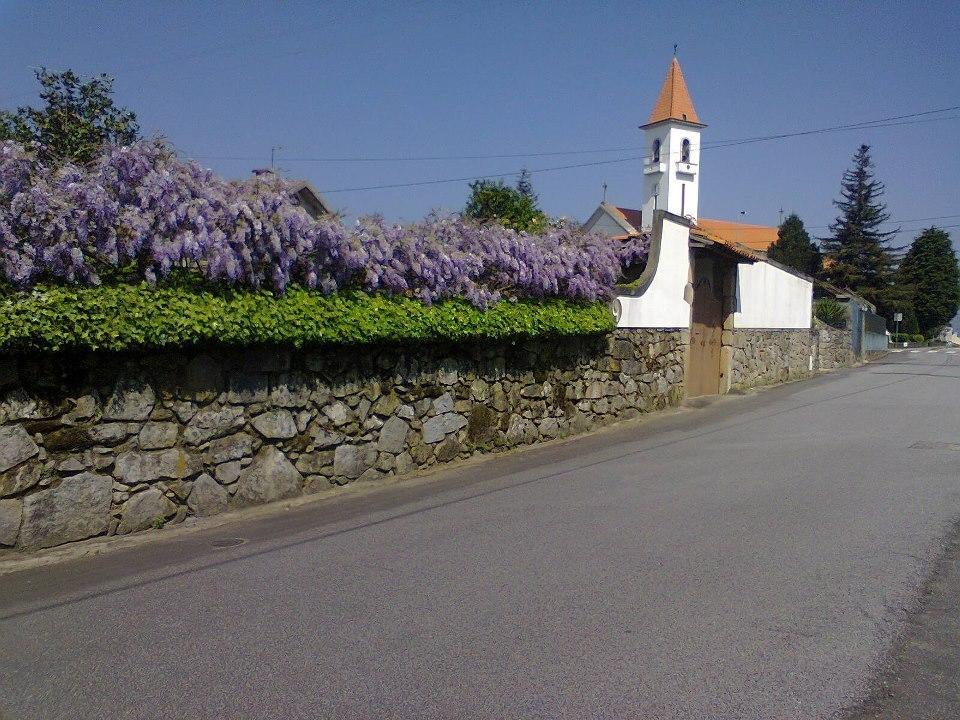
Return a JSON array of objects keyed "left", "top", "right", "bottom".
[
  {"left": 694, "top": 218, "right": 778, "bottom": 252},
  {"left": 646, "top": 58, "right": 702, "bottom": 126},
  {"left": 613, "top": 206, "right": 643, "bottom": 232}
]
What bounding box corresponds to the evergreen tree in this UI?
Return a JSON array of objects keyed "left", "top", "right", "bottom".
[
  {"left": 463, "top": 171, "right": 547, "bottom": 233},
  {"left": 820, "top": 145, "right": 899, "bottom": 315},
  {"left": 0, "top": 68, "right": 139, "bottom": 164},
  {"left": 516, "top": 168, "right": 536, "bottom": 202},
  {"left": 898, "top": 227, "right": 960, "bottom": 337},
  {"left": 767, "top": 213, "right": 821, "bottom": 275}
]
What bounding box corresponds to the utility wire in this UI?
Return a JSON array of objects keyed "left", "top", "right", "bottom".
[
  {"left": 314, "top": 110, "right": 960, "bottom": 194},
  {"left": 807, "top": 213, "right": 960, "bottom": 231},
  {"left": 190, "top": 105, "right": 960, "bottom": 164}
]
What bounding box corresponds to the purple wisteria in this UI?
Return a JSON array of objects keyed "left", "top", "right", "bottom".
[{"left": 0, "top": 139, "right": 648, "bottom": 305}]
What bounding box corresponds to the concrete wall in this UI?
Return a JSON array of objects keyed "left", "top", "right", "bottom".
[
  {"left": 733, "top": 261, "right": 813, "bottom": 329},
  {"left": 615, "top": 216, "right": 692, "bottom": 329},
  {"left": 0, "top": 330, "right": 687, "bottom": 552}
]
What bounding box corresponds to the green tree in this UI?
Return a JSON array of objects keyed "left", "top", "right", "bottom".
[
  {"left": 767, "top": 213, "right": 821, "bottom": 275},
  {"left": 820, "top": 145, "right": 899, "bottom": 315},
  {"left": 0, "top": 68, "right": 139, "bottom": 164},
  {"left": 463, "top": 169, "right": 548, "bottom": 233},
  {"left": 897, "top": 227, "right": 960, "bottom": 337}
]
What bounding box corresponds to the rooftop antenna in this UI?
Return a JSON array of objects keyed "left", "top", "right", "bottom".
[
  {"left": 270, "top": 145, "right": 282, "bottom": 171},
  {"left": 778, "top": 207, "right": 785, "bottom": 224},
  {"left": 673, "top": 43, "right": 678, "bottom": 57},
  {"left": 602, "top": 181, "right": 608, "bottom": 202}
]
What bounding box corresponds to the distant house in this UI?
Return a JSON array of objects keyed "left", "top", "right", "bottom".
[
  {"left": 288, "top": 180, "right": 333, "bottom": 219},
  {"left": 253, "top": 169, "right": 333, "bottom": 219}
]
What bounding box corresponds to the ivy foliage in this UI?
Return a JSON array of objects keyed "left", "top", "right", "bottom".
[{"left": 0, "top": 284, "right": 615, "bottom": 352}]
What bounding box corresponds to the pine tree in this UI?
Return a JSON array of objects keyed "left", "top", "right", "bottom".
[
  {"left": 767, "top": 213, "right": 821, "bottom": 275},
  {"left": 820, "top": 145, "right": 899, "bottom": 315},
  {"left": 516, "top": 168, "right": 537, "bottom": 202},
  {"left": 898, "top": 227, "right": 960, "bottom": 337}
]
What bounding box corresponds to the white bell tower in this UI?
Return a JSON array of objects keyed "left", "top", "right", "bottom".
[{"left": 640, "top": 58, "right": 706, "bottom": 229}]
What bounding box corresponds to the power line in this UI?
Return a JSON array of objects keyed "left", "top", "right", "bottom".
[
  {"left": 318, "top": 155, "right": 647, "bottom": 194},
  {"left": 189, "top": 105, "right": 960, "bottom": 164},
  {"left": 807, "top": 213, "right": 960, "bottom": 231},
  {"left": 315, "top": 109, "right": 960, "bottom": 194}
]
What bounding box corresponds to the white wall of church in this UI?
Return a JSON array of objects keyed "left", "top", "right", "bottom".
[
  {"left": 733, "top": 261, "right": 812, "bottom": 329},
  {"left": 615, "top": 217, "right": 691, "bottom": 329}
]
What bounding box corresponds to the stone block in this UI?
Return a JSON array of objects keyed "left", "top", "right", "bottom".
[
  {"left": 435, "top": 437, "right": 461, "bottom": 462},
  {"left": 422, "top": 413, "right": 468, "bottom": 444},
  {"left": 323, "top": 401, "right": 351, "bottom": 426},
  {"left": 187, "top": 474, "right": 229, "bottom": 517},
  {"left": 138, "top": 422, "right": 179, "bottom": 450},
  {"left": 0, "top": 424, "right": 39, "bottom": 474},
  {"left": 333, "top": 444, "right": 374, "bottom": 480},
  {"left": 377, "top": 415, "right": 409, "bottom": 454},
  {"left": 0, "top": 498, "right": 21, "bottom": 546},
  {"left": 394, "top": 452, "right": 416, "bottom": 475},
  {"left": 118, "top": 487, "right": 177, "bottom": 534},
  {"left": 251, "top": 409, "right": 297, "bottom": 439},
  {"left": 103, "top": 379, "right": 156, "bottom": 421},
  {"left": 233, "top": 446, "right": 302, "bottom": 505},
  {"left": 19, "top": 472, "right": 111, "bottom": 549},
  {"left": 295, "top": 450, "right": 335, "bottom": 475},
  {"left": 431, "top": 392, "right": 454, "bottom": 415},
  {"left": 184, "top": 406, "right": 245, "bottom": 445},
  {"left": 207, "top": 432, "right": 254, "bottom": 465},
  {"left": 114, "top": 449, "right": 201, "bottom": 484},
  {"left": 215, "top": 461, "right": 242, "bottom": 485}
]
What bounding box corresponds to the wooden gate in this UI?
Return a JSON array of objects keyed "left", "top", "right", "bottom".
[{"left": 687, "top": 251, "right": 725, "bottom": 397}]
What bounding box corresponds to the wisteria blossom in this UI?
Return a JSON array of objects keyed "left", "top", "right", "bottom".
[{"left": 0, "top": 139, "right": 648, "bottom": 305}]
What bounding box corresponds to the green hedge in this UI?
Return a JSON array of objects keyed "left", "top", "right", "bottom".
[
  {"left": 0, "top": 285, "right": 616, "bottom": 352},
  {"left": 890, "top": 333, "right": 926, "bottom": 345}
]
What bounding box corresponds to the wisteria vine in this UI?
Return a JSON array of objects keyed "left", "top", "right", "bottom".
[{"left": 0, "top": 139, "right": 648, "bottom": 306}]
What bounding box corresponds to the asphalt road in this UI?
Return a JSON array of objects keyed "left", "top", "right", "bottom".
[{"left": 3, "top": 348, "right": 960, "bottom": 720}]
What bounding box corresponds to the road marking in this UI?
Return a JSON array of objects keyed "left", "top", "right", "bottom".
[
  {"left": 928, "top": 350, "right": 940, "bottom": 353},
  {"left": 891, "top": 349, "right": 904, "bottom": 353},
  {"left": 910, "top": 350, "right": 921, "bottom": 353},
  {"left": 947, "top": 351, "right": 958, "bottom": 355}
]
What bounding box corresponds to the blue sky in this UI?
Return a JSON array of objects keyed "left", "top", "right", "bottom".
[{"left": 1, "top": 0, "right": 958, "bottom": 248}]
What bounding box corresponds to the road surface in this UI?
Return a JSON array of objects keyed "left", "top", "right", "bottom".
[{"left": 3, "top": 348, "right": 960, "bottom": 719}]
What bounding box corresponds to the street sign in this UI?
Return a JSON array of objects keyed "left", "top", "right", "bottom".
[{"left": 894, "top": 313, "right": 903, "bottom": 322}]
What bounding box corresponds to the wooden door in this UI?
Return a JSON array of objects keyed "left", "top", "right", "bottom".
[{"left": 688, "top": 252, "right": 724, "bottom": 397}]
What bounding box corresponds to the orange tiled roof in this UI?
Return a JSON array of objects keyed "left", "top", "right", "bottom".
[
  {"left": 694, "top": 218, "right": 778, "bottom": 252},
  {"left": 612, "top": 206, "right": 643, "bottom": 232},
  {"left": 646, "top": 58, "right": 702, "bottom": 126}
]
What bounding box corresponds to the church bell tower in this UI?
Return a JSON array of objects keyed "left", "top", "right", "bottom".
[{"left": 640, "top": 57, "right": 706, "bottom": 229}]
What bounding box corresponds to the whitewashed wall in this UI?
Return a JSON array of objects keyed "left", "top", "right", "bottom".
[
  {"left": 733, "top": 261, "right": 812, "bottom": 329},
  {"left": 615, "top": 217, "right": 691, "bottom": 329}
]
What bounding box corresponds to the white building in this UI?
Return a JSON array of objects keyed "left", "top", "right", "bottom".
[{"left": 584, "top": 57, "right": 815, "bottom": 396}]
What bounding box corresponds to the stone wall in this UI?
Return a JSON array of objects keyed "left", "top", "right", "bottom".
[
  {"left": 0, "top": 329, "right": 686, "bottom": 551},
  {"left": 725, "top": 323, "right": 862, "bottom": 391},
  {"left": 815, "top": 322, "right": 857, "bottom": 370},
  {"left": 726, "top": 329, "right": 817, "bottom": 390}
]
